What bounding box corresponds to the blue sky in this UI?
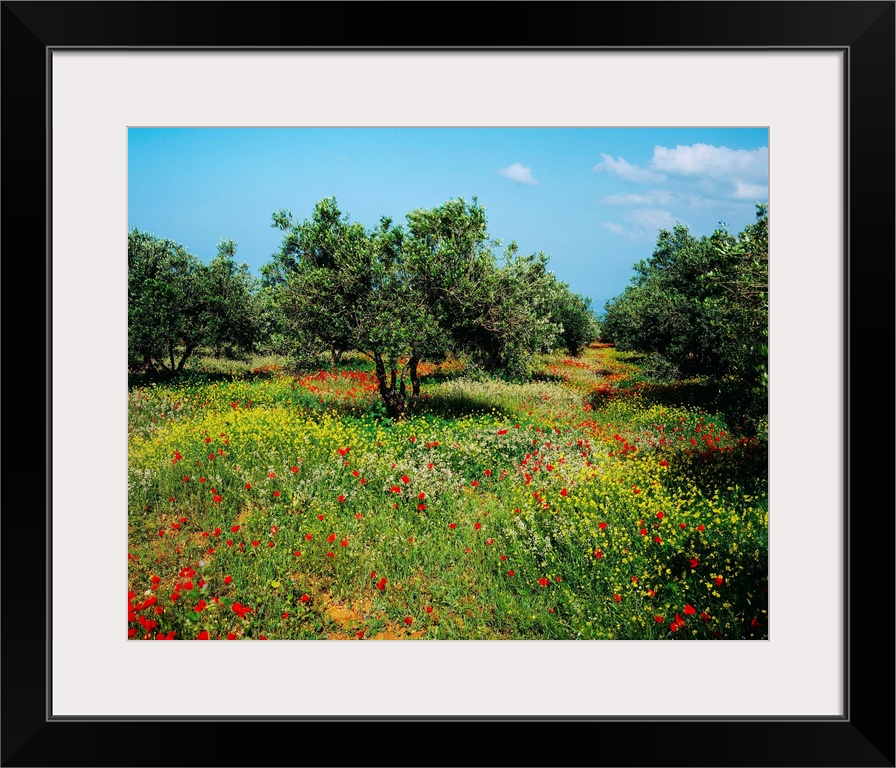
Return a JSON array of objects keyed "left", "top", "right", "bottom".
[{"left": 128, "top": 127, "right": 768, "bottom": 314}]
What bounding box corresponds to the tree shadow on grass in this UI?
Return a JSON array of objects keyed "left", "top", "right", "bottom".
[
  {"left": 531, "top": 372, "right": 566, "bottom": 385},
  {"left": 589, "top": 379, "right": 766, "bottom": 437},
  {"left": 661, "top": 440, "right": 768, "bottom": 498},
  {"left": 415, "top": 392, "right": 517, "bottom": 421},
  {"left": 128, "top": 366, "right": 286, "bottom": 390},
  {"left": 667, "top": 543, "right": 768, "bottom": 639}
]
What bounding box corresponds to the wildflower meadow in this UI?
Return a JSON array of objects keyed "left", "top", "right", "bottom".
[{"left": 127, "top": 344, "right": 768, "bottom": 641}]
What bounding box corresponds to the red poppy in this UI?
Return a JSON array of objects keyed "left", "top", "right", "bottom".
[
  {"left": 670, "top": 622, "right": 679, "bottom": 632},
  {"left": 684, "top": 604, "right": 696, "bottom": 615},
  {"left": 327, "top": 533, "right": 336, "bottom": 543},
  {"left": 401, "top": 475, "right": 410, "bottom": 484},
  {"left": 390, "top": 486, "right": 401, "bottom": 494},
  {"left": 183, "top": 581, "right": 193, "bottom": 591},
  {"left": 640, "top": 528, "right": 648, "bottom": 536},
  {"left": 656, "top": 511, "right": 664, "bottom": 519},
  {"left": 507, "top": 570, "right": 515, "bottom": 577},
  {"left": 291, "top": 466, "right": 299, "bottom": 473},
  {"left": 653, "top": 536, "right": 663, "bottom": 544},
  {"left": 560, "top": 488, "right": 568, "bottom": 497},
  {"left": 425, "top": 606, "right": 433, "bottom": 614},
  {"left": 751, "top": 618, "right": 761, "bottom": 628},
  {"left": 357, "top": 630, "right": 365, "bottom": 639},
  {"left": 305, "top": 533, "right": 312, "bottom": 541},
  {"left": 448, "top": 523, "right": 456, "bottom": 529},
  {"left": 404, "top": 616, "right": 413, "bottom": 626},
  {"left": 376, "top": 578, "right": 387, "bottom": 591},
  {"left": 689, "top": 558, "right": 700, "bottom": 568},
  {"left": 500, "top": 554, "right": 507, "bottom": 561},
  {"left": 700, "top": 612, "right": 710, "bottom": 622},
  {"left": 473, "top": 522, "right": 482, "bottom": 530},
  {"left": 341, "top": 539, "right": 348, "bottom": 547},
  {"left": 714, "top": 577, "right": 724, "bottom": 586},
  {"left": 613, "top": 594, "right": 621, "bottom": 602},
  {"left": 697, "top": 524, "right": 705, "bottom": 532},
  {"left": 594, "top": 550, "right": 602, "bottom": 559},
  {"left": 252, "top": 540, "right": 260, "bottom": 548},
  {"left": 679, "top": 523, "right": 687, "bottom": 530},
  {"left": 659, "top": 459, "right": 669, "bottom": 467},
  {"left": 245, "top": 482, "right": 252, "bottom": 490},
  {"left": 338, "top": 495, "right": 346, "bottom": 503},
  {"left": 197, "top": 630, "right": 210, "bottom": 640},
  {"left": 301, "top": 594, "right": 310, "bottom": 603},
  {"left": 231, "top": 525, "right": 240, "bottom": 533},
  {"left": 598, "top": 522, "right": 607, "bottom": 530},
  {"left": 294, "top": 551, "right": 301, "bottom": 557},
  {"left": 538, "top": 577, "right": 550, "bottom": 587},
  {"left": 213, "top": 527, "right": 222, "bottom": 537}
]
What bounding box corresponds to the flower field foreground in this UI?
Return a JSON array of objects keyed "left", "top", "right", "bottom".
[{"left": 127, "top": 344, "right": 768, "bottom": 640}]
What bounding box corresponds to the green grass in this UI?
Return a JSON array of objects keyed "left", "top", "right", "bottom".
[{"left": 128, "top": 343, "right": 768, "bottom": 640}]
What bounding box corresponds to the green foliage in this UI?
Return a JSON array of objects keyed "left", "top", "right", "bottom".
[
  {"left": 128, "top": 229, "right": 261, "bottom": 374},
  {"left": 268, "top": 197, "right": 586, "bottom": 416},
  {"left": 602, "top": 204, "right": 768, "bottom": 425}
]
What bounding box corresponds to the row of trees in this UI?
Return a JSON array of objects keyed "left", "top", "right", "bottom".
[
  {"left": 128, "top": 197, "right": 599, "bottom": 418},
  {"left": 601, "top": 203, "right": 768, "bottom": 423},
  {"left": 128, "top": 231, "right": 259, "bottom": 373}
]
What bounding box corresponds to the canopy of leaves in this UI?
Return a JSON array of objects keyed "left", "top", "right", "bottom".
[
  {"left": 128, "top": 229, "right": 260, "bottom": 374},
  {"left": 267, "top": 197, "right": 596, "bottom": 417},
  {"left": 602, "top": 204, "right": 768, "bottom": 425}
]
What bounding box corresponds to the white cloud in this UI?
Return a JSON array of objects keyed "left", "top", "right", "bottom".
[
  {"left": 732, "top": 180, "right": 769, "bottom": 200},
  {"left": 601, "top": 189, "right": 713, "bottom": 209},
  {"left": 601, "top": 209, "right": 682, "bottom": 242},
  {"left": 601, "top": 192, "right": 651, "bottom": 206},
  {"left": 627, "top": 208, "right": 679, "bottom": 231},
  {"left": 650, "top": 143, "right": 768, "bottom": 181},
  {"left": 594, "top": 153, "right": 666, "bottom": 184},
  {"left": 498, "top": 162, "right": 538, "bottom": 185}
]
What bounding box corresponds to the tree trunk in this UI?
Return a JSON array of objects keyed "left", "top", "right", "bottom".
[
  {"left": 408, "top": 355, "right": 420, "bottom": 404},
  {"left": 176, "top": 343, "right": 197, "bottom": 373},
  {"left": 373, "top": 352, "right": 407, "bottom": 419}
]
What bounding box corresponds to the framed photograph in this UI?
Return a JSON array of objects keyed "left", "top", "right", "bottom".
[{"left": 3, "top": 2, "right": 893, "bottom": 766}]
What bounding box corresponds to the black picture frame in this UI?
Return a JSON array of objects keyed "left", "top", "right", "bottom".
[{"left": 2, "top": 2, "right": 893, "bottom": 766}]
